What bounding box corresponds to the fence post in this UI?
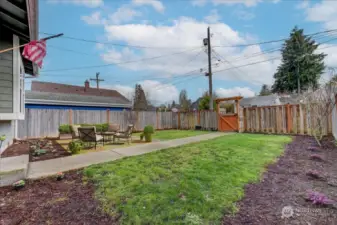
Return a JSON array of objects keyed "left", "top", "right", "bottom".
[
  {"left": 236, "top": 100, "right": 240, "bottom": 132},
  {"left": 69, "top": 109, "right": 73, "bottom": 125},
  {"left": 178, "top": 112, "right": 181, "bottom": 129},
  {"left": 286, "top": 104, "right": 292, "bottom": 133},
  {"left": 156, "top": 111, "right": 159, "bottom": 129},
  {"left": 243, "top": 108, "right": 247, "bottom": 132},
  {"left": 106, "top": 109, "right": 110, "bottom": 124},
  {"left": 197, "top": 111, "right": 201, "bottom": 125}
]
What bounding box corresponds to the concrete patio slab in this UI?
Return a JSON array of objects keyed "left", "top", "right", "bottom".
[{"left": 27, "top": 132, "right": 232, "bottom": 179}]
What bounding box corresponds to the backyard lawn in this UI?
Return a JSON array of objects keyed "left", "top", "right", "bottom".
[
  {"left": 84, "top": 134, "right": 291, "bottom": 224},
  {"left": 152, "top": 129, "right": 210, "bottom": 140}
]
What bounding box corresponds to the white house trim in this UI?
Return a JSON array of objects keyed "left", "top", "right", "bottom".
[
  {"left": 11, "top": 35, "right": 24, "bottom": 120},
  {"left": 25, "top": 99, "right": 132, "bottom": 108}
]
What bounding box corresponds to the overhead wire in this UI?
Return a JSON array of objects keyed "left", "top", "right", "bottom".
[
  {"left": 40, "top": 47, "right": 203, "bottom": 72},
  {"left": 40, "top": 32, "right": 200, "bottom": 50},
  {"left": 33, "top": 29, "right": 337, "bottom": 89}
]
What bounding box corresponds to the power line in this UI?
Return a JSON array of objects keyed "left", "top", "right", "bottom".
[
  {"left": 48, "top": 45, "right": 97, "bottom": 56},
  {"left": 213, "top": 28, "right": 337, "bottom": 48},
  {"left": 40, "top": 47, "right": 203, "bottom": 72},
  {"left": 40, "top": 32, "right": 200, "bottom": 50}
]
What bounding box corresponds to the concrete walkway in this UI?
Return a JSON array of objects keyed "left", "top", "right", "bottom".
[{"left": 27, "top": 132, "right": 230, "bottom": 179}]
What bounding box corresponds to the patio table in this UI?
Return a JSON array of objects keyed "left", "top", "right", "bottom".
[{"left": 100, "top": 131, "right": 116, "bottom": 143}]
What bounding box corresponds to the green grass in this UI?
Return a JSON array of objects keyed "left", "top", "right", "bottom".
[
  {"left": 84, "top": 134, "right": 291, "bottom": 224},
  {"left": 152, "top": 130, "right": 210, "bottom": 140}
]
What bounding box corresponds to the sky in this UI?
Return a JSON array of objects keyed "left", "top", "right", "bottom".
[{"left": 28, "top": 0, "right": 337, "bottom": 105}]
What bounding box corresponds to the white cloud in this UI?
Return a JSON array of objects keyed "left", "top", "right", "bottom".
[
  {"left": 304, "top": 0, "right": 337, "bottom": 30},
  {"left": 101, "top": 17, "right": 280, "bottom": 85},
  {"left": 109, "top": 84, "right": 134, "bottom": 100},
  {"left": 296, "top": 0, "right": 309, "bottom": 9},
  {"left": 216, "top": 87, "right": 255, "bottom": 97},
  {"left": 96, "top": 43, "right": 104, "bottom": 50},
  {"left": 212, "top": 0, "right": 262, "bottom": 7},
  {"left": 132, "top": 0, "right": 165, "bottom": 13},
  {"left": 48, "top": 0, "right": 103, "bottom": 8},
  {"left": 233, "top": 9, "right": 255, "bottom": 20},
  {"left": 107, "top": 80, "right": 179, "bottom": 104},
  {"left": 109, "top": 6, "right": 142, "bottom": 24},
  {"left": 191, "top": 0, "right": 279, "bottom": 7},
  {"left": 204, "top": 10, "right": 221, "bottom": 23},
  {"left": 81, "top": 11, "right": 103, "bottom": 25},
  {"left": 81, "top": 5, "right": 142, "bottom": 26},
  {"left": 191, "top": 0, "right": 207, "bottom": 7}
]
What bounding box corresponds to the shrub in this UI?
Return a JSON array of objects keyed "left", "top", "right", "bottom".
[
  {"left": 80, "top": 123, "right": 108, "bottom": 132},
  {"left": 0, "top": 135, "right": 6, "bottom": 141},
  {"left": 13, "top": 180, "right": 25, "bottom": 190},
  {"left": 306, "top": 191, "right": 334, "bottom": 205},
  {"left": 59, "top": 124, "right": 71, "bottom": 134},
  {"left": 68, "top": 141, "right": 82, "bottom": 154},
  {"left": 143, "top": 125, "right": 154, "bottom": 142},
  {"left": 60, "top": 123, "right": 109, "bottom": 134},
  {"left": 140, "top": 133, "right": 144, "bottom": 141}
]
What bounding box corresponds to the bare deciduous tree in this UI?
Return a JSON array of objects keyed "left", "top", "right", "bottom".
[{"left": 303, "top": 69, "right": 337, "bottom": 145}]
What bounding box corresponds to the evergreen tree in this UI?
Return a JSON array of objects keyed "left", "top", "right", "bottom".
[
  {"left": 179, "top": 89, "right": 191, "bottom": 111},
  {"left": 259, "top": 84, "right": 272, "bottom": 96},
  {"left": 133, "top": 84, "right": 148, "bottom": 111},
  {"left": 272, "top": 27, "right": 326, "bottom": 93},
  {"left": 171, "top": 100, "right": 177, "bottom": 108}
]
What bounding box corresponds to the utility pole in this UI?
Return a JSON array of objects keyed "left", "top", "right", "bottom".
[
  {"left": 90, "top": 72, "right": 104, "bottom": 89},
  {"left": 206, "top": 26, "right": 213, "bottom": 110}
]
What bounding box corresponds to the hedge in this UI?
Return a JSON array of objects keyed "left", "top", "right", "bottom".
[{"left": 58, "top": 123, "right": 109, "bottom": 134}]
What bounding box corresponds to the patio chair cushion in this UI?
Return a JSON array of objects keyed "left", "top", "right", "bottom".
[
  {"left": 96, "top": 134, "right": 104, "bottom": 141},
  {"left": 108, "top": 124, "right": 120, "bottom": 132},
  {"left": 71, "top": 125, "right": 81, "bottom": 137}
]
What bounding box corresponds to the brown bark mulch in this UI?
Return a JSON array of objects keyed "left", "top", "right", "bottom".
[
  {"left": 223, "top": 135, "right": 337, "bottom": 225},
  {"left": 1, "top": 139, "right": 70, "bottom": 162},
  {"left": 0, "top": 170, "right": 117, "bottom": 225}
]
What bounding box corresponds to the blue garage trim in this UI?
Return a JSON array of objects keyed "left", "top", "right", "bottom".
[{"left": 25, "top": 104, "right": 130, "bottom": 111}]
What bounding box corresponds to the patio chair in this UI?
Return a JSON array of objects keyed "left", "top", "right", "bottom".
[
  {"left": 78, "top": 126, "right": 104, "bottom": 149},
  {"left": 113, "top": 124, "right": 134, "bottom": 144},
  {"left": 70, "top": 124, "right": 81, "bottom": 139}
]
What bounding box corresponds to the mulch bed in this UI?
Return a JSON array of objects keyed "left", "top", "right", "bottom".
[
  {"left": 1, "top": 139, "right": 71, "bottom": 162},
  {"left": 0, "top": 170, "right": 117, "bottom": 225},
  {"left": 223, "top": 135, "right": 337, "bottom": 225}
]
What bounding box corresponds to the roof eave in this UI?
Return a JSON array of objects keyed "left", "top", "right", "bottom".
[{"left": 25, "top": 99, "right": 132, "bottom": 108}]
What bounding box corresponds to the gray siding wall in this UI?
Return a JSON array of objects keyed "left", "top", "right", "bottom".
[{"left": 0, "top": 36, "right": 13, "bottom": 113}]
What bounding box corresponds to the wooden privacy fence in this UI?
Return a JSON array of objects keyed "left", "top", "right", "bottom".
[
  {"left": 18, "top": 109, "right": 218, "bottom": 139},
  {"left": 242, "top": 104, "right": 333, "bottom": 136}
]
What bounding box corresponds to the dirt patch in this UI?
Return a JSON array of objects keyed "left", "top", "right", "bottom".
[
  {"left": 0, "top": 170, "right": 117, "bottom": 225},
  {"left": 1, "top": 139, "right": 71, "bottom": 162},
  {"left": 223, "top": 135, "right": 337, "bottom": 225}
]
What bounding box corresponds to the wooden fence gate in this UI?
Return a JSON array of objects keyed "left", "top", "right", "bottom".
[
  {"left": 218, "top": 113, "right": 239, "bottom": 132},
  {"left": 216, "top": 96, "right": 243, "bottom": 132}
]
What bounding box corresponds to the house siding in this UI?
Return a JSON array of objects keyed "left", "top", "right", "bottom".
[{"left": 0, "top": 36, "right": 13, "bottom": 114}]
